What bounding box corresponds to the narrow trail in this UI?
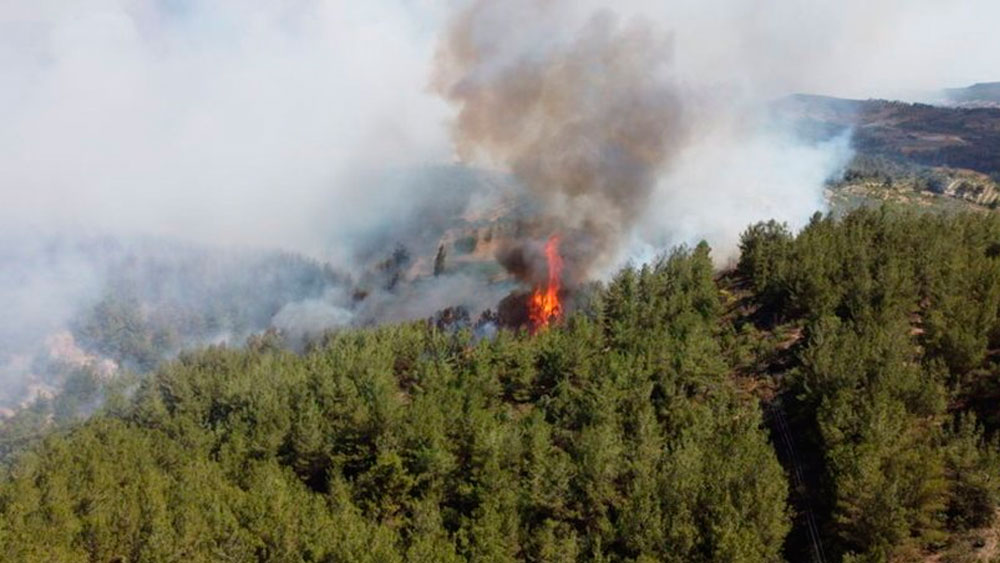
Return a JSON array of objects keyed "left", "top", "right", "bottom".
[{"left": 767, "top": 397, "right": 828, "bottom": 563}]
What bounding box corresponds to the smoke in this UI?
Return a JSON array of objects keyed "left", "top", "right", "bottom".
[
  {"left": 0, "top": 1, "right": 450, "bottom": 255},
  {"left": 2, "top": 0, "right": 999, "bottom": 408},
  {"left": 433, "top": 2, "right": 686, "bottom": 281},
  {"left": 0, "top": 233, "right": 355, "bottom": 407},
  {"left": 353, "top": 273, "right": 515, "bottom": 327},
  {"left": 272, "top": 295, "right": 354, "bottom": 345},
  {"left": 611, "top": 0, "right": 1000, "bottom": 102},
  {"left": 3, "top": 0, "right": 999, "bottom": 266},
  {"left": 432, "top": 0, "right": 1000, "bottom": 273},
  {"left": 634, "top": 119, "right": 853, "bottom": 266},
  {"left": 0, "top": 1, "right": 457, "bottom": 407},
  {"left": 3, "top": 0, "right": 999, "bottom": 255},
  {"left": 0, "top": 235, "right": 104, "bottom": 407}
]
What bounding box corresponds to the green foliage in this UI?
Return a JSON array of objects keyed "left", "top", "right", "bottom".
[
  {"left": 741, "top": 206, "right": 1000, "bottom": 560},
  {"left": 0, "top": 246, "right": 789, "bottom": 561},
  {"left": 7, "top": 206, "right": 1000, "bottom": 561},
  {"left": 70, "top": 247, "right": 344, "bottom": 372}
]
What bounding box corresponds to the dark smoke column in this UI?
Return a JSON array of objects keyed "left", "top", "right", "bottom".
[{"left": 433, "top": 0, "right": 687, "bottom": 282}]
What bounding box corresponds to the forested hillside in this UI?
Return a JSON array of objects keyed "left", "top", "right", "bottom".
[
  {"left": 776, "top": 94, "right": 1000, "bottom": 212},
  {"left": 3, "top": 207, "right": 1000, "bottom": 562},
  {"left": 737, "top": 208, "right": 1000, "bottom": 561},
  {"left": 777, "top": 95, "right": 1000, "bottom": 177}
]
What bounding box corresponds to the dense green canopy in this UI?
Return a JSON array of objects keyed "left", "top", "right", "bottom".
[{"left": 3, "top": 206, "right": 1000, "bottom": 562}]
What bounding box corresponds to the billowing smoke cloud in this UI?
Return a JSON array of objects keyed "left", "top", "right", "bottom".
[
  {"left": 4, "top": 0, "right": 999, "bottom": 257},
  {"left": 0, "top": 1, "right": 457, "bottom": 407},
  {"left": 0, "top": 1, "right": 450, "bottom": 256},
  {"left": 432, "top": 0, "right": 1000, "bottom": 271},
  {"left": 633, "top": 118, "right": 853, "bottom": 267},
  {"left": 433, "top": 1, "right": 686, "bottom": 281},
  {"left": 432, "top": 0, "right": 839, "bottom": 278},
  {"left": 2, "top": 0, "right": 999, "bottom": 408}
]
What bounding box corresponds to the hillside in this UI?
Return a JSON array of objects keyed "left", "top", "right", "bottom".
[
  {"left": 778, "top": 94, "right": 1000, "bottom": 177},
  {"left": 0, "top": 165, "right": 536, "bottom": 412},
  {"left": 775, "top": 92, "right": 1000, "bottom": 213},
  {"left": 4, "top": 207, "right": 1000, "bottom": 561},
  {"left": 944, "top": 82, "right": 1000, "bottom": 108}
]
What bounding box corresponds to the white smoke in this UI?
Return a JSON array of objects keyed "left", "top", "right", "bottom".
[
  {"left": 1, "top": 0, "right": 998, "bottom": 406},
  {"left": 431, "top": 0, "right": 1000, "bottom": 270},
  {"left": 272, "top": 296, "right": 354, "bottom": 342},
  {"left": 631, "top": 111, "right": 855, "bottom": 266},
  {"left": 3, "top": 0, "right": 999, "bottom": 259},
  {"left": 0, "top": 1, "right": 450, "bottom": 255}
]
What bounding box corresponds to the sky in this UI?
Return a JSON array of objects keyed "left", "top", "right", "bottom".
[
  {"left": 0, "top": 0, "right": 997, "bottom": 405},
  {"left": 1, "top": 0, "right": 998, "bottom": 261}
]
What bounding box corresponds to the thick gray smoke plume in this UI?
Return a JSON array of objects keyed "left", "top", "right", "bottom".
[
  {"left": 2, "top": 0, "right": 1000, "bottom": 410},
  {"left": 432, "top": 0, "right": 1000, "bottom": 273},
  {"left": 434, "top": 2, "right": 686, "bottom": 280}
]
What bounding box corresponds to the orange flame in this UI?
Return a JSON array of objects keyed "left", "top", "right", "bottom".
[{"left": 528, "top": 236, "right": 563, "bottom": 330}]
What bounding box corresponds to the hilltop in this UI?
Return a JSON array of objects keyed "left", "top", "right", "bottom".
[
  {"left": 4, "top": 207, "right": 1000, "bottom": 561},
  {"left": 776, "top": 90, "right": 1000, "bottom": 212},
  {"left": 944, "top": 82, "right": 1000, "bottom": 108}
]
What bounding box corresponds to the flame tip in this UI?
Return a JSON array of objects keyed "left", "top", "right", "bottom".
[{"left": 528, "top": 235, "right": 564, "bottom": 331}]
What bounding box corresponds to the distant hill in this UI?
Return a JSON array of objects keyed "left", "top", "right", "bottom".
[
  {"left": 775, "top": 93, "right": 1000, "bottom": 211},
  {"left": 944, "top": 81, "right": 1000, "bottom": 107},
  {"left": 776, "top": 93, "right": 1000, "bottom": 176},
  {"left": 6, "top": 207, "right": 1000, "bottom": 562}
]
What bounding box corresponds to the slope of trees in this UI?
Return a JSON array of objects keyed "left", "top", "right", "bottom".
[
  {"left": 0, "top": 245, "right": 787, "bottom": 562},
  {"left": 739, "top": 207, "right": 1000, "bottom": 561},
  {"left": 2, "top": 206, "right": 1000, "bottom": 561}
]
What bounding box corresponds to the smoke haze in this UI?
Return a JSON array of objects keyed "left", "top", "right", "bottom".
[
  {"left": 434, "top": 2, "right": 687, "bottom": 280},
  {"left": 1, "top": 0, "right": 999, "bottom": 405},
  {"left": 0, "top": 1, "right": 450, "bottom": 255},
  {"left": 4, "top": 0, "right": 1000, "bottom": 255}
]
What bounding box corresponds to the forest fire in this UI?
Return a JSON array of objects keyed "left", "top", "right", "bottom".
[{"left": 528, "top": 236, "right": 563, "bottom": 330}]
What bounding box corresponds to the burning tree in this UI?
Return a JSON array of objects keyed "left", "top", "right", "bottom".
[{"left": 528, "top": 236, "right": 563, "bottom": 330}]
